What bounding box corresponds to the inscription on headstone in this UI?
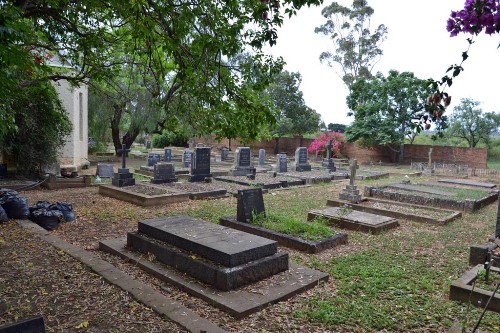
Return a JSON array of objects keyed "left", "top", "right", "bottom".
[
  {"left": 258, "top": 149, "right": 266, "bottom": 167},
  {"left": 237, "top": 188, "right": 266, "bottom": 223},
  {"left": 221, "top": 147, "right": 229, "bottom": 161},
  {"left": 151, "top": 163, "right": 177, "bottom": 184},
  {"left": 189, "top": 147, "right": 212, "bottom": 182},
  {"left": 239, "top": 147, "right": 251, "bottom": 167},
  {"left": 294, "top": 147, "right": 311, "bottom": 172},
  {"left": 147, "top": 153, "right": 161, "bottom": 167},
  {"left": 96, "top": 163, "right": 114, "bottom": 178},
  {"left": 276, "top": 154, "right": 287, "bottom": 173},
  {"left": 164, "top": 148, "right": 172, "bottom": 162},
  {"left": 229, "top": 147, "right": 256, "bottom": 176},
  {"left": 182, "top": 149, "right": 193, "bottom": 168}
]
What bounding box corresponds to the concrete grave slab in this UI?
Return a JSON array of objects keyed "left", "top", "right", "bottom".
[
  {"left": 0, "top": 316, "right": 45, "bottom": 333},
  {"left": 387, "top": 183, "right": 456, "bottom": 196},
  {"left": 98, "top": 184, "right": 189, "bottom": 207},
  {"left": 438, "top": 178, "right": 497, "bottom": 189},
  {"left": 308, "top": 207, "right": 399, "bottom": 234},
  {"left": 100, "top": 237, "right": 328, "bottom": 318}
]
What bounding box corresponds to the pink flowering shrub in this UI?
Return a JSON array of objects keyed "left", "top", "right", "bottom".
[
  {"left": 307, "top": 131, "right": 345, "bottom": 157},
  {"left": 447, "top": 0, "right": 500, "bottom": 36}
]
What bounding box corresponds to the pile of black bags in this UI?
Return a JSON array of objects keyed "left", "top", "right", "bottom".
[{"left": 0, "top": 188, "right": 75, "bottom": 230}]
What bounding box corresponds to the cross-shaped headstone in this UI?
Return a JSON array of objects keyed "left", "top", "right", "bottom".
[
  {"left": 117, "top": 144, "right": 130, "bottom": 169},
  {"left": 325, "top": 139, "right": 333, "bottom": 159},
  {"left": 349, "top": 159, "right": 359, "bottom": 186}
]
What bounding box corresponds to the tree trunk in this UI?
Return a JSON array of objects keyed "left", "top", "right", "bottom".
[
  {"left": 274, "top": 137, "right": 280, "bottom": 154},
  {"left": 111, "top": 104, "right": 123, "bottom": 155}
]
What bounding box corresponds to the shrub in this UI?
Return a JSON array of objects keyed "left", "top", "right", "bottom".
[
  {"left": 152, "top": 129, "right": 190, "bottom": 148},
  {"left": 307, "top": 131, "right": 345, "bottom": 157}
]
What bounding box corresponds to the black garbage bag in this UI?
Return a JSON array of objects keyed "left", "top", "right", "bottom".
[
  {"left": 51, "top": 202, "right": 76, "bottom": 222},
  {"left": 30, "top": 208, "right": 63, "bottom": 231},
  {"left": 0, "top": 205, "right": 8, "bottom": 223},
  {"left": 29, "top": 200, "right": 52, "bottom": 214},
  {"left": 0, "top": 188, "right": 18, "bottom": 204},
  {"left": 2, "top": 196, "right": 30, "bottom": 220}
]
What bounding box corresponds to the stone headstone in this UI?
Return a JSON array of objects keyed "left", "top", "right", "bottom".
[
  {"left": 215, "top": 154, "right": 222, "bottom": 162},
  {"left": 276, "top": 154, "right": 287, "bottom": 173},
  {"left": 258, "top": 149, "right": 266, "bottom": 167},
  {"left": 339, "top": 159, "right": 361, "bottom": 203},
  {"left": 147, "top": 153, "right": 161, "bottom": 167},
  {"left": 221, "top": 147, "right": 229, "bottom": 161},
  {"left": 164, "top": 148, "right": 172, "bottom": 162},
  {"left": 0, "top": 316, "right": 45, "bottom": 333},
  {"left": 229, "top": 147, "right": 256, "bottom": 176},
  {"left": 145, "top": 140, "right": 151, "bottom": 150},
  {"left": 322, "top": 139, "right": 336, "bottom": 172},
  {"left": 96, "top": 163, "right": 114, "bottom": 178},
  {"left": 237, "top": 188, "right": 266, "bottom": 223},
  {"left": 188, "top": 138, "right": 195, "bottom": 150},
  {"left": 189, "top": 147, "right": 212, "bottom": 182},
  {"left": 151, "top": 163, "right": 177, "bottom": 184},
  {"left": 112, "top": 144, "right": 135, "bottom": 187},
  {"left": 294, "top": 147, "right": 311, "bottom": 172},
  {"left": 182, "top": 149, "right": 193, "bottom": 168}
]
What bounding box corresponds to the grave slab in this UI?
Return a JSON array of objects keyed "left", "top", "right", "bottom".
[
  {"left": 96, "top": 163, "right": 114, "bottom": 178},
  {"left": 98, "top": 184, "right": 189, "bottom": 207},
  {"left": 0, "top": 316, "right": 45, "bottom": 333},
  {"left": 100, "top": 237, "right": 328, "bottom": 318},
  {"left": 438, "top": 178, "right": 497, "bottom": 189},
  {"left": 137, "top": 216, "right": 278, "bottom": 267},
  {"left": 308, "top": 207, "right": 399, "bottom": 234},
  {"left": 387, "top": 183, "right": 456, "bottom": 196}
]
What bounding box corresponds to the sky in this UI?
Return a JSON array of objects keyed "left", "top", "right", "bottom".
[{"left": 263, "top": 0, "right": 500, "bottom": 126}]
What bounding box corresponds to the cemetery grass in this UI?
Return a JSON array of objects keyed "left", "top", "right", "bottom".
[
  {"left": 252, "top": 213, "right": 334, "bottom": 241},
  {"left": 12, "top": 176, "right": 500, "bottom": 332}
]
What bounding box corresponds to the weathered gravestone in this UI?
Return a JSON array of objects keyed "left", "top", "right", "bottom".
[
  {"left": 276, "top": 154, "right": 288, "bottom": 173},
  {"left": 112, "top": 144, "right": 135, "bottom": 187},
  {"left": 0, "top": 315, "right": 45, "bottom": 333},
  {"left": 237, "top": 188, "right": 266, "bottom": 223},
  {"left": 294, "top": 147, "right": 311, "bottom": 172},
  {"left": 339, "top": 159, "right": 362, "bottom": 203},
  {"left": 151, "top": 163, "right": 177, "bottom": 184},
  {"left": 221, "top": 147, "right": 229, "bottom": 161},
  {"left": 145, "top": 140, "right": 151, "bottom": 150},
  {"left": 322, "top": 139, "right": 336, "bottom": 172},
  {"left": 147, "top": 153, "right": 161, "bottom": 167},
  {"left": 96, "top": 163, "right": 114, "bottom": 178},
  {"left": 164, "top": 148, "right": 172, "bottom": 162},
  {"left": 258, "top": 149, "right": 266, "bottom": 167},
  {"left": 229, "top": 147, "right": 256, "bottom": 176},
  {"left": 189, "top": 147, "right": 212, "bottom": 182},
  {"left": 182, "top": 149, "right": 193, "bottom": 168}
]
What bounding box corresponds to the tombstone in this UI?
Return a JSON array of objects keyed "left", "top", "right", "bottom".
[
  {"left": 182, "top": 149, "right": 193, "bottom": 168},
  {"left": 151, "top": 163, "right": 177, "bottom": 184},
  {"left": 164, "top": 148, "right": 172, "bottom": 162},
  {"left": 196, "top": 143, "right": 204, "bottom": 148},
  {"left": 96, "top": 163, "right": 114, "bottom": 178},
  {"left": 322, "top": 139, "right": 336, "bottom": 172},
  {"left": 215, "top": 154, "right": 222, "bottom": 162},
  {"left": 221, "top": 147, "right": 229, "bottom": 161},
  {"left": 229, "top": 147, "right": 256, "bottom": 176},
  {"left": 145, "top": 140, "right": 152, "bottom": 150},
  {"left": 189, "top": 147, "right": 212, "bottom": 182},
  {"left": 147, "top": 153, "right": 161, "bottom": 167},
  {"left": 294, "top": 147, "right": 311, "bottom": 172},
  {"left": 237, "top": 188, "right": 266, "bottom": 223},
  {"left": 112, "top": 144, "right": 135, "bottom": 187},
  {"left": 258, "top": 149, "right": 266, "bottom": 167},
  {"left": 338, "top": 159, "right": 362, "bottom": 203},
  {"left": 0, "top": 316, "right": 45, "bottom": 333},
  {"left": 276, "top": 153, "right": 288, "bottom": 173},
  {"left": 188, "top": 138, "right": 195, "bottom": 150}
]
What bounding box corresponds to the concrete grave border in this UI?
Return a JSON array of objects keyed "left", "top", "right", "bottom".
[
  {"left": 219, "top": 216, "right": 348, "bottom": 254},
  {"left": 98, "top": 184, "right": 189, "bottom": 207}
]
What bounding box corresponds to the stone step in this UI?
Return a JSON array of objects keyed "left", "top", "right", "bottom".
[{"left": 137, "top": 216, "right": 278, "bottom": 267}]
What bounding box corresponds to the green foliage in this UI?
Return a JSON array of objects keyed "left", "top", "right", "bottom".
[
  {"left": 346, "top": 70, "right": 436, "bottom": 149},
  {"left": 2, "top": 82, "right": 72, "bottom": 176},
  {"left": 315, "top": 0, "right": 388, "bottom": 89},
  {"left": 446, "top": 98, "right": 500, "bottom": 148},
  {"left": 152, "top": 129, "right": 190, "bottom": 148},
  {"left": 266, "top": 70, "right": 322, "bottom": 137},
  {"left": 252, "top": 213, "right": 334, "bottom": 241},
  {"left": 327, "top": 123, "right": 346, "bottom": 133}
]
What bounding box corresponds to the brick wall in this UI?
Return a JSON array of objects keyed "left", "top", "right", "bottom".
[{"left": 403, "top": 144, "right": 487, "bottom": 168}]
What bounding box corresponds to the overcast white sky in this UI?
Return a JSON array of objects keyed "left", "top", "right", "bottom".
[{"left": 263, "top": 0, "right": 500, "bottom": 126}]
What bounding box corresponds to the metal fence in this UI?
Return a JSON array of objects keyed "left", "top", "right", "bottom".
[{"left": 411, "top": 161, "right": 500, "bottom": 178}]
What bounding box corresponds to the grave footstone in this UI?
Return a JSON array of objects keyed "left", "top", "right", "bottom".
[
  {"left": 339, "top": 159, "right": 362, "bottom": 203},
  {"left": 0, "top": 315, "right": 45, "bottom": 333},
  {"left": 322, "top": 139, "right": 336, "bottom": 172},
  {"left": 276, "top": 154, "right": 287, "bottom": 173},
  {"left": 112, "top": 144, "right": 135, "bottom": 187},
  {"left": 258, "top": 149, "right": 266, "bottom": 167},
  {"left": 237, "top": 188, "right": 266, "bottom": 223},
  {"left": 189, "top": 147, "right": 212, "bottom": 182},
  {"left": 182, "top": 149, "right": 193, "bottom": 168},
  {"left": 151, "top": 163, "right": 177, "bottom": 184},
  {"left": 147, "top": 153, "right": 161, "bottom": 167},
  {"left": 96, "top": 163, "right": 114, "bottom": 178},
  {"left": 229, "top": 147, "right": 256, "bottom": 176},
  {"left": 294, "top": 147, "right": 311, "bottom": 172},
  {"left": 164, "top": 148, "right": 172, "bottom": 162}
]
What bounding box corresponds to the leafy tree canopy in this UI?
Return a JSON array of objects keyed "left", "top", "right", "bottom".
[
  {"left": 327, "top": 123, "right": 346, "bottom": 132},
  {"left": 446, "top": 98, "right": 500, "bottom": 148},
  {"left": 315, "top": 0, "right": 388, "bottom": 90}
]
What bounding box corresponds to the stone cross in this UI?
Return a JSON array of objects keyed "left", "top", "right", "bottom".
[
  {"left": 428, "top": 148, "right": 433, "bottom": 168},
  {"left": 117, "top": 144, "right": 130, "bottom": 169},
  {"left": 349, "top": 159, "right": 359, "bottom": 186},
  {"left": 325, "top": 139, "right": 333, "bottom": 159}
]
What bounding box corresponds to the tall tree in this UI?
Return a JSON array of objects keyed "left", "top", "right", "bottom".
[
  {"left": 447, "top": 98, "right": 500, "bottom": 148},
  {"left": 346, "top": 70, "right": 437, "bottom": 162},
  {"left": 327, "top": 123, "right": 346, "bottom": 132},
  {"left": 266, "top": 70, "right": 322, "bottom": 152},
  {"left": 1, "top": 0, "right": 322, "bottom": 150},
  {"left": 315, "top": 0, "right": 388, "bottom": 90}
]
